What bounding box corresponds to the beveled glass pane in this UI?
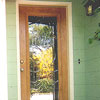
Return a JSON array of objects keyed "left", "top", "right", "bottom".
[{"left": 28, "top": 16, "right": 58, "bottom": 100}]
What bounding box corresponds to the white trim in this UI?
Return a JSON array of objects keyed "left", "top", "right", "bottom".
[
  {"left": 16, "top": 1, "right": 74, "bottom": 100},
  {"left": 0, "top": 0, "right": 8, "bottom": 100},
  {"left": 18, "top": 0, "right": 71, "bottom": 7},
  {"left": 16, "top": 1, "right": 21, "bottom": 100},
  {"left": 67, "top": 3, "right": 74, "bottom": 100}
]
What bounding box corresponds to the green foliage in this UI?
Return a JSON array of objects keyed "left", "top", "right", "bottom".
[
  {"left": 31, "top": 78, "right": 54, "bottom": 93},
  {"left": 82, "top": 0, "right": 88, "bottom": 4},
  {"left": 91, "top": 0, "right": 96, "bottom": 2},
  {"left": 88, "top": 38, "right": 93, "bottom": 44},
  {"left": 88, "top": 29, "right": 100, "bottom": 44},
  {"left": 94, "top": 7, "right": 100, "bottom": 14},
  {"left": 29, "top": 24, "right": 55, "bottom": 95},
  {"left": 97, "top": 32, "right": 100, "bottom": 38},
  {"left": 82, "top": 0, "right": 96, "bottom": 4},
  {"left": 29, "top": 24, "right": 54, "bottom": 47}
]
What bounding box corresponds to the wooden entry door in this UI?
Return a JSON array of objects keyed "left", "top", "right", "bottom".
[{"left": 19, "top": 6, "right": 68, "bottom": 100}]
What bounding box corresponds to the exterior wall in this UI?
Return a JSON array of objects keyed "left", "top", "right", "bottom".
[
  {"left": 85, "top": 12, "right": 100, "bottom": 100},
  {"left": 6, "top": 0, "right": 86, "bottom": 100},
  {"left": 71, "top": 0, "right": 86, "bottom": 100},
  {"left": 6, "top": 0, "right": 18, "bottom": 100}
]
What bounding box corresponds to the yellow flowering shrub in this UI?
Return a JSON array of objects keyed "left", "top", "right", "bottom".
[{"left": 33, "top": 47, "right": 54, "bottom": 79}]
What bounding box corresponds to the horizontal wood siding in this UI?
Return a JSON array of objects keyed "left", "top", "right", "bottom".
[{"left": 6, "top": 0, "right": 18, "bottom": 100}]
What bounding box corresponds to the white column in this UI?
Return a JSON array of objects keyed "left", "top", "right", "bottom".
[{"left": 0, "top": 0, "right": 8, "bottom": 100}]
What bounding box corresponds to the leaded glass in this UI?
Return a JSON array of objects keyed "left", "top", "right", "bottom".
[{"left": 28, "top": 16, "right": 58, "bottom": 100}]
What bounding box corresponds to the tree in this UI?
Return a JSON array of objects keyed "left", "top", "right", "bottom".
[
  {"left": 29, "top": 24, "right": 55, "bottom": 47},
  {"left": 29, "top": 23, "right": 56, "bottom": 94}
]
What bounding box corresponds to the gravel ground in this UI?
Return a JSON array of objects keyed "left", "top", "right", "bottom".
[{"left": 31, "top": 93, "right": 53, "bottom": 100}]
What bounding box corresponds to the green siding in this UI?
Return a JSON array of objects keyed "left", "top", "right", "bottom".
[
  {"left": 6, "top": 0, "right": 18, "bottom": 100},
  {"left": 6, "top": 0, "right": 86, "bottom": 100},
  {"left": 85, "top": 12, "right": 100, "bottom": 100},
  {"left": 71, "top": 0, "right": 86, "bottom": 100}
]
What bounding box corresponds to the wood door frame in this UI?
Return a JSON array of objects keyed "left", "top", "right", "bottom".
[{"left": 16, "top": 1, "right": 74, "bottom": 100}]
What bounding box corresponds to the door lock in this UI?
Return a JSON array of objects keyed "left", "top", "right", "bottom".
[{"left": 20, "top": 68, "right": 24, "bottom": 72}]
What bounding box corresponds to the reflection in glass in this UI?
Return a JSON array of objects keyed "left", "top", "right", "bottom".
[{"left": 28, "top": 16, "right": 58, "bottom": 100}]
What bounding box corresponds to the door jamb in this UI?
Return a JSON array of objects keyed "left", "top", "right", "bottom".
[{"left": 16, "top": 1, "right": 74, "bottom": 100}]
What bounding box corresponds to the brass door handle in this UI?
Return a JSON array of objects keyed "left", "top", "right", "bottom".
[{"left": 20, "top": 68, "right": 24, "bottom": 72}]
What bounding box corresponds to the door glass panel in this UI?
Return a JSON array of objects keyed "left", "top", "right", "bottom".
[{"left": 28, "top": 16, "right": 58, "bottom": 100}]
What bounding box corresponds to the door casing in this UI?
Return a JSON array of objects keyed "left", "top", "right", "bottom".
[{"left": 19, "top": 3, "right": 72, "bottom": 100}]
